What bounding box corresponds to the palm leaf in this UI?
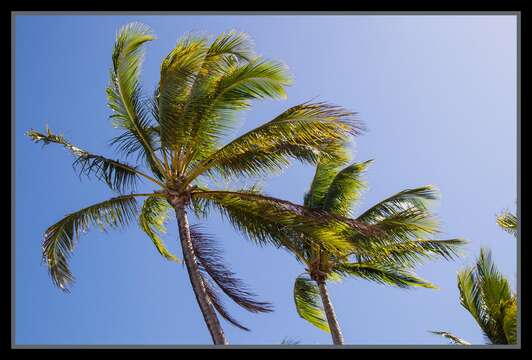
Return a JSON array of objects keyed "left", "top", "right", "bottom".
[
  {"left": 186, "top": 102, "right": 363, "bottom": 182},
  {"left": 189, "top": 225, "right": 273, "bottom": 313},
  {"left": 496, "top": 210, "right": 518, "bottom": 237},
  {"left": 294, "top": 274, "right": 329, "bottom": 332},
  {"left": 138, "top": 195, "right": 179, "bottom": 262},
  {"left": 322, "top": 160, "right": 373, "bottom": 217},
  {"left": 356, "top": 186, "right": 438, "bottom": 224},
  {"left": 303, "top": 144, "right": 351, "bottom": 209},
  {"left": 429, "top": 331, "right": 471, "bottom": 345},
  {"left": 26, "top": 128, "right": 155, "bottom": 192},
  {"left": 333, "top": 262, "right": 436, "bottom": 289},
  {"left": 457, "top": 248, "right": 516, "bottom": 344},
  {"left": 42, "top": 195, "right": 140, "bottom": 291},
  {"left": 191, "top": 189, "right": 369, "bottom": 254},
  {"left": 107, "top": 22, "right": 164, "bottom": 178}
]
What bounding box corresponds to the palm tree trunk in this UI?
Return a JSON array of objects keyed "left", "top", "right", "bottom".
[
  {"left": 317, "top": 280, "right": 344, "bottom": 345},
  {"left": 174, "top": 202, "right": 228, "bottom": 345}
]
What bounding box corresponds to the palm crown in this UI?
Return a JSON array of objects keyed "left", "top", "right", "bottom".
[
  {"left": 26, "top": 22, "right": 370, "bottom": 344},
  {"left": 432, "top": 209, "right": 517, "bottom": 345},
  {"left": 290, "top": 148, "right": 466, "bottom": 344}
]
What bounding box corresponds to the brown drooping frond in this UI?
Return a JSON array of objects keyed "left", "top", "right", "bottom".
[
  {"left": 201, "top": 275, "right": 250, "bottom": 331},
  {"left": 189, "top": 224, "right": 273, "bottom": 314},
  {"left": 42, "top": 195, "right": 140, "bottom": 291}
]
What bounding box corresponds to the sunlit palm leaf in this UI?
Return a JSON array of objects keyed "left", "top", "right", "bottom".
[
  {"left": 187, "top": 102, "right": 363, "bottom": 182},
  {"left": 333, "top": 262, "right": 436, "bottom": 288},
  {"left": 107, "top": 22, "right": 164, "bottom": 178},
  {"left": 457, "top": 248, "right": 517, "bottom": 344},
  {"left": 303, "top": 144, "right": 351, "bottom": 209},
  {"left": 353, "top": 238, "right": 466, "bottom": 268},
  {"left": 42, "top": 195, "right": 139, "bottom": 291},
  {"left": 496, "top": 210, "right": 518, "bottom": 237},
  {"left": 356, "top": 186, "right": 438, "bottom": 224},
  {"left": 294, "top": 274, "right": 329, "bottom": 332},
  {"left": 138, "top": 195, "right": 179, "bottom": 262},
  {"left": 191, "top": 189, "right": 366, "bottom": 254},
  {"left": 322, "top": 160, "right": 373, "bottom": 217}
]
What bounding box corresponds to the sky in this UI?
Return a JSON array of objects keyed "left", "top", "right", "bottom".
[{"left": 14, "top": 14, "right": 517, "bottom": 346}]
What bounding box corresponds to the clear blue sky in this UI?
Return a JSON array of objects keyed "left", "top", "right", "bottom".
[{"left": 15, "top": 15, "right": 517, "bottom": 345}]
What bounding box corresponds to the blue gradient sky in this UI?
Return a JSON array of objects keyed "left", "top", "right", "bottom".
[{"left": 15, "top": 15, "right": 517, "bottom": 345}]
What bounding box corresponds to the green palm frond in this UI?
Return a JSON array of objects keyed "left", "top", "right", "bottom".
[
  {"left": 107, "top": 22, "right": 164, "bottom": 178},
  {"left": 457, "top": 248, "right": 517, "bottom": 344},
  {"left": 332, "top": 262, "right": 436, "bottom": 289},
  {"left": 186, "top": 102, "right": 362, "bottom": 183},
  {"left": 42, "top": 195, "right": 140, "bottom": 291},
  {"left": 26, "top": 128, "right": 161, "bottom": 192},
  {"left": 303, "top": 144, "right": 351, "bottom": 209},
  {"left": 157, "top": 34, "right": 210, "bottom": 154},
  {"left": 356, "top": 186, "right": 438, "bottom": 224},
  {"left": 191, "top": 189, "right": 367, "bottom": 254},
  {"left": 496, "top": 210, "right": 518, "bottom": 237},
  {"left": 294, "top": 274, "right": 329, "bottom": 332},
  {"left": 322, "top": 160, "right": 373, "bottom": 217},
  {"left": 353, "top": 238, "right": 466, "bottom": 268},
  {"left": 354, "top": 207, "right": 440, "bottom": 246},
  {"left": 429, "top": 331, "right": 471, "bottom": 345},
  {"left": 138, "top": 195, "right": 179, "bottom": 262},
  {"left": 189, "top": 225, "right": 273, "bottom": 314}
]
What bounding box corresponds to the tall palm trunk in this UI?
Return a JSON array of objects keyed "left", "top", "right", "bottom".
[
  {"left": 174, "top": 202, "right": 228, "bottom": 345},
  {"left": 317, "top": 280, "right": 344, "bottom": 345}
]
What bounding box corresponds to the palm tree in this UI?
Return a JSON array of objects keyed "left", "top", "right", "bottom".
[
  {"left": 432, "top": 209, "right": 518, "bottom": 345},
  {"left": 26, "top": 23, "right": 366, "bottom": 344},
  {"left": 286, "top": 150, "right": 465, "bottom": 344}
]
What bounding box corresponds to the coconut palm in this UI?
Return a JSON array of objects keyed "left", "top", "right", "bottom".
[
  {"left": 26, "top": 23, "right": 366, "bottom": 344},
  {"left": 283, "top": 150, "right": 466, "bottom": 344},
  {"left": 432, "top": 209, "right": 518, "bottom": 345}
]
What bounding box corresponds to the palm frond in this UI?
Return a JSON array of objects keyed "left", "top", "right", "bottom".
[
  {"left": 322, "top": 160, "right": 373, "bottom": 217},
  {"left": 457, "top": 248, "right": 517, "bottom": 344},
  {"left": 496, "top": 210, "right": 518, "bottom": 237},
  {"left": 294, "top": 274, "right": 329, "bottom": 332},
  {"left": 191, "top": 189, "right": 370, "bottom": 255},
  {"left": 42, "top": 195, "right": 140, "bottom": 291},
  {"left": 186, "top": 102, "right": 363, "bottom": 182},
  {"left": 107, "top": 22, "right": 164, "bottom": 178},
  {"left": 157, "top": 33, "right": 209, "bottom": 154},
  {"left": 429, "top": 331, "right": 471, "bottom": 345},
  {"left": 356, "top": 186, "right": 439, "bottom": 224},
  {"left": 201, "top": 272, "right": 250, "bottom": 331},
  {"left": 353, "top": 238, "right": 466, "bottom": 268},
  {"left": 280, "top": 337, "right": 301, "bottom": 345},
  {"left": 303, "top": 144, "right": 351, "bottom": 209},
  {"left": 189, "top": 225, "right": 273, "bottom": 313},
  {"left": 138, "top": 195, "right": 179, "bottom": 262},
  {"left": 26, "top": 128, "right": 150, "bottom": 192},
  {"left": 333, "top": 262, "right": 436, "bottom": 289}
]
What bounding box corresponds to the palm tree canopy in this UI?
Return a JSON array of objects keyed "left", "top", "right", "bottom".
[
  {"left": 27, "top": 22, "right": 368, "bottom": 331},
  {"left": 292, "top": 153, "right": 466, "bottom": 332},
  {"left": 457, "top": 248, "right": 517, "bottom": 344}
]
